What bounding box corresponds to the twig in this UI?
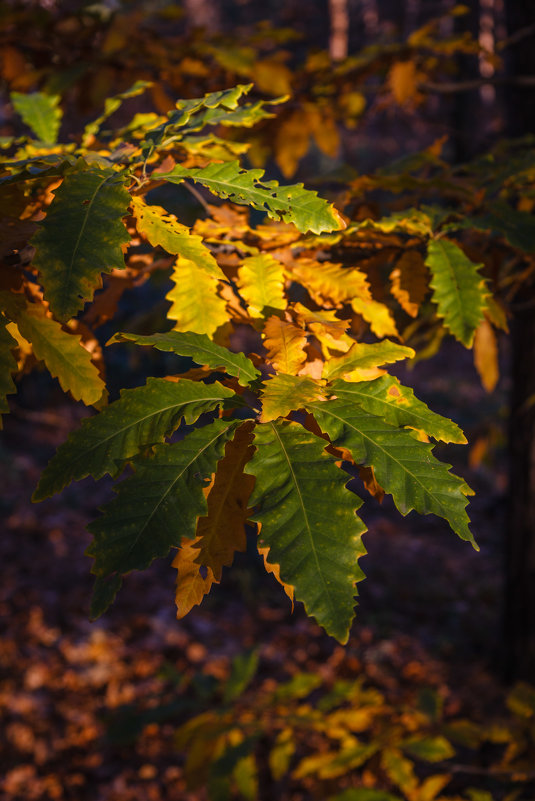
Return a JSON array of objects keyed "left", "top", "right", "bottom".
[
  {"left": 497, "top": 23, "right": 535, "bottom": 51},
  {"left": 421, "top": 75, "right": 535, "bottom": 94},
  {"left": 183, "top": 180, "right": 211, "bottom": 214},
  {"left": 448, "top": 762, "right": 535, "bottom": 781}
]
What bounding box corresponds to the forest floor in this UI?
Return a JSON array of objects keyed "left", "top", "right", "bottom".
[{"left": 0, "top": 343, "right": 522, "bottom": 801}]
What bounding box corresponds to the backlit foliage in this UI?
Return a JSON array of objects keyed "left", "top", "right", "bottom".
[{"left": 1, "top": 5, "right": 534, "bottom": 644}]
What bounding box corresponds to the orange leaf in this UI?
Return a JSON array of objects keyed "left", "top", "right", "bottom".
[
  {"left": 172, "top": 539, "right": 215, "bottom": 619},
  {"left": 388, "top": 60, "right": 419, "bottom": 106},
  {"left": 289, "top": 259, "right": 370, "bottom": 306},
  {"left": 196, "top": 422, "right": 256, "bottom": 580},
  {"left": 473, "top": 318, "right": 499, "bottom": 392},
  {"left": 263, "top": 315, "right": 307, "bottom": 375},
  {"left": 258, "top": 543, "right": 294, "bottom": 606},
  {"left": 389, "top": 251, "right": 429, "bottom": 318}
]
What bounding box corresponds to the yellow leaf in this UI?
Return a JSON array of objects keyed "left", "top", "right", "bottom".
[
  {"left": 260, "top": 373, "right": 325, "bottom": 423},
  {"left": 166, "top": 256, "right": 228, "bottom": 337},
  {"left": 417, "top": 773, "right": 451, "bottom": 801},
  {"left": 196, "top": 422, "right": 256, "bottom": 580},
  {"left": 293, "top": 303, "right": 351, "bottom": 353},
  {"left": 131, "top": 196, "right": 223, "bottom": 278},
  {"left": 390, "top": 251, "right": 429, "bottom": 318},
  {"left": 389, "top": 60, "right": 419, "bottom": 106},
  {"left": 172, "top": 538, "right": 215, "bottom": 619},
  {"left": 237, "top": 254, "right": 287, "bottom": 317},
  {"left": 306, "top": 103, "right": 340, "bottom": 158},
  {"left": 274, "top": 109, "right": 311, "bottom": 178},
  {"left": 473, "top": 318, "right": 499, "bottom": 392},
  {"left": 194, "top": 202, "right": 251, "bottom": 241},
  {"left": 289, "top": 259, "right": 370, "bottom": 306},
  {"left": 258, "top": 542, "right": 294, "bottom": 605},
  {"left": 351, "top": 296, "right": 399, "bottom": 339},
  {"left": 269, "top": 729, "right": 295, "bottom": 781},
  {"left": 323, "top": 340, "right": 414, "bottom": 381},
  {"left": 381, "top": 747, "right": 418, "bottom": 793},
  {"left": 263, "top": 315, "right": 307, "bottom": 375},
  {"left": 251, "top": 58, "right": 292, "bottom": 97}
]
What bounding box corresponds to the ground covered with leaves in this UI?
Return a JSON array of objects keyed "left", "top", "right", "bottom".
[{"left": 2, "top": 351, "right": 534, "bottom": 801}]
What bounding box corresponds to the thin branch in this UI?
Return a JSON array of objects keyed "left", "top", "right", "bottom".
[
  {"left": 420, "top": 75, "right": 535, "bottom": 94},
  {"left": 497, "top": 23, "right": 535, "bottom": 51},
  {"left": 183, "top": 180, "right": 211, "bottom": 214}
]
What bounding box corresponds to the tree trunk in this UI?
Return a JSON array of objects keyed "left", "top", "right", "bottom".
[
  {"left": 504, "top": 0, "right": 535, "bottom": 682},
  {"left": 329, "top": 0, "right": 350, "bottom": 61}
]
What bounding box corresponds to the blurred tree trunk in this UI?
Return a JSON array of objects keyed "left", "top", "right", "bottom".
[
  {"left": 504, "top": 1, "right": 535, "bottom": 683},
  {"left": 329, "top": 0, "right": 350, "bottom": 60}
]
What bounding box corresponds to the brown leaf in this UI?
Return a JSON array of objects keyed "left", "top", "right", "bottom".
[
  {"left": 263, "top": 315, "right": 307, "bottom": 375},
  {"left": 196, "top": 422, "right": 256, "bottom": 581}
]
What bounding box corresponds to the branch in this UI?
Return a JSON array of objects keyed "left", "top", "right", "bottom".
[{"left": 420, "top": 75, "right": 535, "bottom": 94}]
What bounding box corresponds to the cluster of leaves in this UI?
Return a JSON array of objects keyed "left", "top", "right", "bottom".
[
  {"left": 2, "top": 2, "right": 495, "bottom": 178},
  {"left": 1, "top": 79, "right": 493, "bottom": 643},
  {"left": 108, "top": 654, "right": 535, "bottom": 801}
]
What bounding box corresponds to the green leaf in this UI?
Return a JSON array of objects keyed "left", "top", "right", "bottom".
[
  {"left": 245, "top": 420, "right": 367, "bottom": 642},
  {"left": 400, "top": 735, "right": 455, "bottom": 763},
  {"left": 223, "top": 649, "right": 259, "bottom": 704},
  {"left": 87, "top": 419, "right": 239, "bottom": 580},
  {"left": 157, "top": 161, "right": 345, "bottom": 235},
  {"left": 468, "top": 201, "right": 535, "bottom": 253},
  {"left": 0, "top": 314, "right": 18, "bottom": 426},
  {"left": 130, "top": 197, "right": 225, "bottom": 278},
  {"left": 82, "top": 80, "right": 152, "bottom": 146},
  {"left": 329, "top": 790, "right": 402, "bottom": 801},
  {"left": 329, "top": 376, "right": 466, "bottom": 444},
  {"left": 109, "top": 331, "right": 260, "bottom": 387},
  {"left": 33, "top": 378, "right": 236, "bottom": 501},
  {"left": 1, "top": 292, "right": 104, "bottom": 406},
  {"left": 426, "top": 239, "right": 487, "bottom": 347},
  {"left": 355, "top": 208, "right": 433, "bottom": 237},
  {"left": 0, "top": 155, "right": 75, "bottom": 187},
  {"left": 31, "top": 161, "right": 131, "bottom": 321},
  {"left": 323, "top": 341, "right": 414, "bottom": 381},
  {"left": 142, "top": 84, "right": 254, "bottom": 147},
  {"left": 11, "top": 91, "right": 62, "bottom": 144},
  {"left": 308, "top": 399, "right": 476, "bottom": 547},
  {"left": 90, "top": 574, "right": 123, "bottom": 620}
]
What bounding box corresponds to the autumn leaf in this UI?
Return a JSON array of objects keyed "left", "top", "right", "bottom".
[
  {"left": 289, "top": 259, "right": 370, "bottom": 306},
  {"left": 263, "top": 315, "right": 307, "bottom": 375},
  {"left": 172, "top": 538, "right": 215, "bottom": 619},
  {"left": 389, "top": 251, "right": 429, "bottom": 318},
  {"left": 473, "top": 317, "right": 499, "bottom": 392},
  {"left": 166, "top": 256, "right": 228, "bottom": 338},
  {"left": 131, "top": 196, "right": 224, "bottom": 279},
  {"left": 388, "top": 60, "right": 420, "bottom": 106},
  {"left": 258, "top": 543, "right": 294, "bottom": 605},
  {"left": 260, "top": 373, "right": 325, "bottom": 423},
  {"left": 237, "top": 253, "right": 287, "bottom": 317},
  {"left": 323, "top": 340, "right": 415, "bottom": 382},
  {"left": 195, "top": 421, "right": 256, "bottom": 580}
]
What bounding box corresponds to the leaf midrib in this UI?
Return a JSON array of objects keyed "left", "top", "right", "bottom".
[
  {"left": 122, "top": 421, "right": 236, "bottom": 562},
  {"left": 269, "top": 422, "right": 338, "bottom": 617},
  {"left": 308, "top": 402, "right": 458, "bottom": 519}
]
